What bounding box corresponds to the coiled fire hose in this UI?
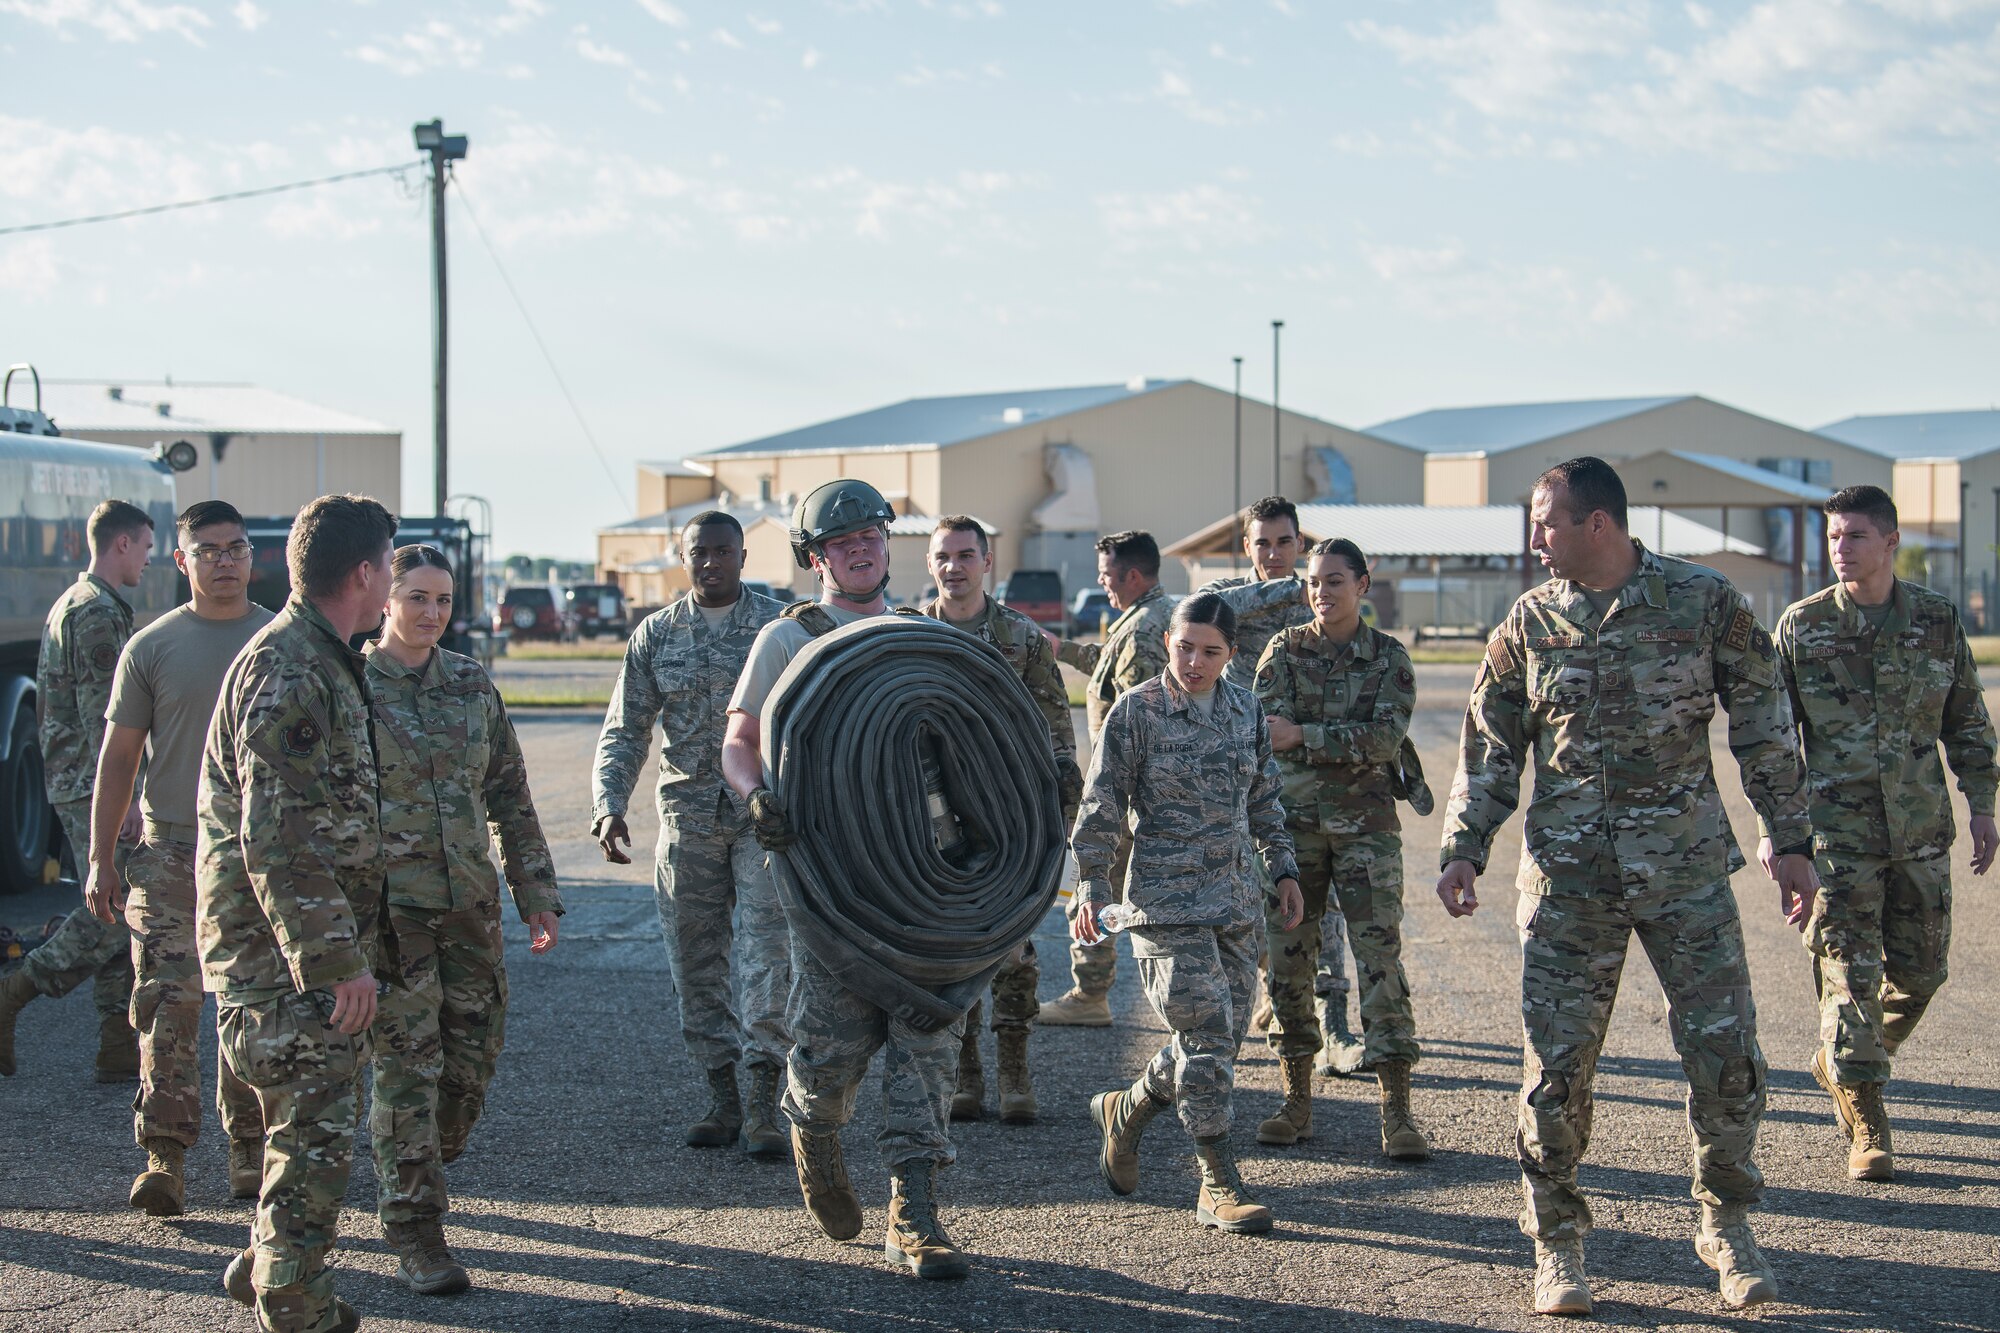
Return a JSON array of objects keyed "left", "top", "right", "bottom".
[{"left": 760, "top": 615, "right": 1068, "bottom": 1033}]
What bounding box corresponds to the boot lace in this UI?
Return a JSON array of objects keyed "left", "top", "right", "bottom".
[
  {"left": 802, "top": 1131, "right": 846, "bottom": 1188},
  {"left": 1539, "top": 1243, "right": 1587, "bottom": 1291},
  {"left": 1852, "top": 1085, "right": 1890, "bottom": 1151}
]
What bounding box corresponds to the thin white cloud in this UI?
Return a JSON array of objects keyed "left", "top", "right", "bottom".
[
  {"left": 1, "top": 0, "right": 212, "bottom": 45},
  {"left": 802, "top": 46, "right": 821, "bottom": 68},
  {"left": 1152, "top": 61, "right": 1265, "bottom": 125},
  {"left": 576, "top": 34, "right": 634, "bottom": 67},
  {"left": 1096, "top": 182, "right": 1268, "bottom": 253},
  {"left": 712, "top": 27, "right": 744, "bottom": 48},
  {"left": 635, "top": 0, "right": 687, "bottom": 25},
  {"left": 352, "top": 21, "right": 483, "bottom": 76},
  {"left": 1361, "top": 237, "right": 1633, "bottom": 332},
  {"left": 231, "top": 1, "right": 266, "bottom": 33},
  {"left": 489, "top": 0, "right": 548, "bottom": 35},
  {"left": 0, "top": 236, "right": 61, "bottom": 302},
  {"left": 747, "top": 15, "right": 782, "bottom": 35}
]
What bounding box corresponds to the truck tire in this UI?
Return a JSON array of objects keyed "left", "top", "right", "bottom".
[{"left": 0, "top": 709, "right": 51, "bottom": 895}]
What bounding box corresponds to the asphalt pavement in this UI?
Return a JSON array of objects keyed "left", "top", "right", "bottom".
[{"left": 2, "top": 665, "right": 1997, "bottom": 1332}]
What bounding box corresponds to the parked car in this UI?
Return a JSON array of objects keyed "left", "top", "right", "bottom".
[
  {"left": 565, "top": 582, "right": 630, "bottom": 639},
  {"left": 998, "top": 569, "right": 1064, "bottom": 631},
  {"left": 495, "top": 585, "right": 569, "bottom": 641},
  {"left": 1069, "top": 588, "right": 1113, "bottom": 636}
]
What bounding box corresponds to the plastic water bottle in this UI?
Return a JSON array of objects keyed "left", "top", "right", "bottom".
[{"left": 1097, "top": 902, "right": 1138, "bottom": 934}]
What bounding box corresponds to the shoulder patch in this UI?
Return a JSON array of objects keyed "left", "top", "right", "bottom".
[
  {"left": 282, "top": 717, "right": 322, "bottom": 758},
  {"left": 1485, "top": 635, "right": 1520, "bottom": 678},
  {"left": 1723, "top": 608, "right": 1756, "bottom": 653},
  {"left": 1396, "top": 665, "right": 1415, "bottom": 691},
  {"left": 90, "top": 642, "right": 119, "bottom": 673}
]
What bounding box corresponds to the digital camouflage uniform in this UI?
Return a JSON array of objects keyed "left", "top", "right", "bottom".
[
  {"left": 1073, "top": 674, "right": 1298, "bottom": 1138},
  {"left": 1203, "top": 572, "right": 1356, "bottom": 1011},
  {"left": 367, "top": 646, "right": 561, "bottom": 1228},
  {"left": 1056, "top": 583, "right": 1175, "bottom": 995},
  {"left": 1443, "top": 543, "right": 1809, "bottom": 1244},
  {"left": 592, "top": 589, "right": 788, "bottom": 1076},
  {"left": 1773, "top": 579, "right": 1997, "bottom": 1085},
  {"left": 198, "top": 598, "right": 386, "bottom": 1333},
  {"left": 25, "top": 572, "right": 135, "bottom": 1022},
  {"left": 921, "top": 592, "right": 1083, "bottom": 1036},
  {"left": 1254, "top": 621, "right": 1419, "bottom": 1066}
]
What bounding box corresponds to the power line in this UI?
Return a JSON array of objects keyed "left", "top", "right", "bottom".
[
  {"left": 451, "top": 180, "right": 631, "bottom": 510},
  {"left": 0, "top": 162, "right": 420, "bottom": 237}
]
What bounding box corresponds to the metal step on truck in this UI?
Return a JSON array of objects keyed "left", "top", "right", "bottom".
[{"left": 0, "top": 364, "right": 194, "bottom": 895}]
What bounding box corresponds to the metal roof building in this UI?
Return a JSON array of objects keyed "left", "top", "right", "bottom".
[
  {"left": 1365, "top": 397, "right": 1691, "bottom": 454},
  {"left": 1818, "top": 410, "right": 2000, "bottom": 462}
]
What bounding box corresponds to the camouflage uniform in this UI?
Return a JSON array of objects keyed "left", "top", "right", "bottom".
[
  {"left": 198, "top": 598, "right": 386, "bottom": 1333},
  {"left": 1254, "top": 621, "right": 1419, "bottom": 1066},
  {"left": 592, "top": 589, "right": 788, "bottom": 1076},
  {"left": 921, "top": 593, "right": 1082, "bottom": 1036},
  {"left": 1442, "top": 542, "right": 1809, "bottom": 1244},
  {"left": 1056, "top": 583, "right": 1175, "bottom": 995},
  {"left": 1073, "top": 674, "right": 1298, "bottom": 1137},
  {"left": 23, "top": 573, "right": 135, "bottom": 1021},
  {"left": 367, "top": 646, "right": 561, "bottom": 1228},
  {"left": 1773, "top": 580, "right": 1997, "bottom": 1085},
  {"left": 1202, "top": 571, "right": 1357, "bottom": 1016}
]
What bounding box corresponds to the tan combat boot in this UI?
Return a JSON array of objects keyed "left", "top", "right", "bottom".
[
  {"left": 129, "top": 1138, "right": 185, "bottom": 1217},
  {"left": 228, "top": 1138, "right": 263, "bottom": 1199},
  {"left": 1256, "top": 1055, "right": 1314, "bottom": 1146},
  {"left": 225, "top": 1248, "right": 361, "bottom": 1332},
  {"left": 686, "top": 1064, "right": 741, "bottom": 1148},
  {"left": 1377, "top": 1059, "right": 1431, "bottom": 1161},
  {"left": 1810, "top": 1047, "right": 1893, "bottom": 1181},
  {"left": 1192, "top": 1136, "right": 1273, "bottom": 1234},
  {"left": 1317, "top": 993, "right": 1369, "bottom": 1077},
  {"left": 1090, "top": 1076, "right": 1170, "bottom": 1196},
  {"left": 1695, "top": 1204, "right": 1778, "bottom": 1309},
  {"left": 950, "top": 1020, "right": 985, "bottom": 1122},
  {"left": 0, "top": 969, "right": 40, "bottom": 1076},
  {"left": 996, "top": 1028, "right": 1037, "bottom": 1124},
  {"left": 883, "top": 1161, "right": 970, "bottom": 1279},
  {"left": 385, "top": 1217, "right": 472, "bottom": 1296},
  {"left": 437, "top": 1088, "right": 481, "bottom": 1163},
  {"left": 95, "top": 1014, "right": 140, "bottom": 1084},
  {"left": 1533, "top": 1239, "right": 1593, "bottom": 1316},
  {"left": 739, "top": 1064, "right": 789, "bottom": 1159},
  {"left": 1038, "top": 986, "right": 1112, "bottom": 1027},
  {"left": 790, "top": 1123, "right": 863, "bottom": 1240}
]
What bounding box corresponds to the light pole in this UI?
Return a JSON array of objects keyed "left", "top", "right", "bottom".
[
  {"left": 414, "top": 119, "right": 469, "bottom": 520},
  {"left": 1271, "top": 319, "right": 1284, "bottom": 493},
  {"left": 1232, "top": 355, "right": 1243, "bottom": 575}
]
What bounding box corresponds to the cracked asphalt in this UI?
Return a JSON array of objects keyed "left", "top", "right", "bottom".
[{"left": 2, "top": 663, "right": 1996, "bottom": 1331}]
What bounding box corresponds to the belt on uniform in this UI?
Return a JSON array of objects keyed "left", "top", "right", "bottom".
[
  {"left": 144, "top": 819, "right": 199, "bottom": 845},
  {"left": 760, "top": 615, "right": 1067, "bottom": 1034}
]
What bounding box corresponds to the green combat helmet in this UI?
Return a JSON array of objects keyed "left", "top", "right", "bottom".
[{"left": 790, "top": 479, "right": 897, "bottom": 568}]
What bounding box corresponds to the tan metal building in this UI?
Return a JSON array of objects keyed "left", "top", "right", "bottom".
[{"left": 35, "top": 379, "right": 402, "bottom": 517}]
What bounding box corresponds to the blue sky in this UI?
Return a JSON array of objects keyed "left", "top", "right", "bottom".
[{"left": 5, "top": 0, "right": 1997, "bottom": 556}]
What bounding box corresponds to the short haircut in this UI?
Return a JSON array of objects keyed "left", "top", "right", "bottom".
[
  {"left": 1824, "top": 484, "right": 1898, "bottom": 535},
  {"left": 682, "top": 510, "right": 743, "bottom": 542},
  {"left": 391, "top": 542, "right": 454, "bottom": 584},
  {"left": 1170, "top": 590, "right": 1237, "bottom": 648},
  {"left": 289, "top": 494, "right": 397, "bottom": 601},
  {"left": 1096, "top": 530, "right": 1160, "bottom": 580},
  {"left": 88, "top": 499, "right": 154, "bottom": 554},
  {"left": 1309, "top": 536, "right": 1369, "bottom": 582},
  {"left": 931, "top": 515, "right": 989, "bottom": 555},
  {"left": 1242, "top": 495, "right": 1300, "bottom": 540},
  {"left": 177, "top": 500, "right": 244, "bottom": 544},
  {"left": 1534, "top": 456, "right": 1628, "bottom": 531}
]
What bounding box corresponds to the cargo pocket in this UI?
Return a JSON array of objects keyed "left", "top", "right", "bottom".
[{"left": 218, "top": 990, "right": 365, "bottom": 1090}]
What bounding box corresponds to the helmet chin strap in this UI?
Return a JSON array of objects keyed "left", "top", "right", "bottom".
[{"left": 815, "top": 556, "right": 890, "bottom": 602}]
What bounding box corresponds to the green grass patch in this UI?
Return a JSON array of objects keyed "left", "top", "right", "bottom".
[
  {"left": 1408, "top": 645, "right": 1487, "bottom": 665},
  {"left": 498, "top": 684, "right": 614, "bottom": 708},
  {"left": 505, "top": 642, "right": 628, "bottom": 661},
  {"left": 1969, "top": 637, "right": 2000, "bottom": 666}
]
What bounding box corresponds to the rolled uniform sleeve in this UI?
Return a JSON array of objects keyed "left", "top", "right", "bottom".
[
  {"left": 233, "top": 666, "right": 369, "bottom": 992},
  {"left": 485, "top": 692, "right": 563, "bottom": 919},
  {"left": 1057, "top": 638, "right": 1103, "bottom": 674},
  {"left": 1713, "top": 595, "right": 1811, "bottom": 850},
  {"left": 1941, "top": 613, "right": 1999, "bottom": 817},
  {"left": 1441, "top": 622, "right": 1530, "bottom": 873}
]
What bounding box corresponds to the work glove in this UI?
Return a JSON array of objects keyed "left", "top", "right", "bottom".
[{"left": 748, "top": 787, "right": 798, "bottom": 851}]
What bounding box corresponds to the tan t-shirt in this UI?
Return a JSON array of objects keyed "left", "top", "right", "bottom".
[
  {"left": 727, "top": 601, "right": 880, "bottom": 721},
  {"left": 108, "top": 602, "right": 274, "bottom": 830}
]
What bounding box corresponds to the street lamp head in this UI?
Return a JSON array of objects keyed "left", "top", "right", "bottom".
[{"left": 412, "top": 120, "right": 470, "bottom": 160}]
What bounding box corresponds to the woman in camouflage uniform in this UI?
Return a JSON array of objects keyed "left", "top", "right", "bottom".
[
  {"left": 365, "top": 546, "right": 563, "bottom": 1297},
  {"left": 1252, "top": 537, "right": 1428, "bottom": 1161},
  {"left": 1076, "top": 593, "right": 1302, "bottom": 1234}
]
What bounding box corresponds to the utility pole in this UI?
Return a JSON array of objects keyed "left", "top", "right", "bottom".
[
  {"left": 414, "top": 119, "right": 469, "bottom": 519},
  {"left": 1232, "top": 355, "right": 1243, "bottom": 575},
  {"left": 1271, "top": 319, "right": 1284, "bottom": 493}
]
